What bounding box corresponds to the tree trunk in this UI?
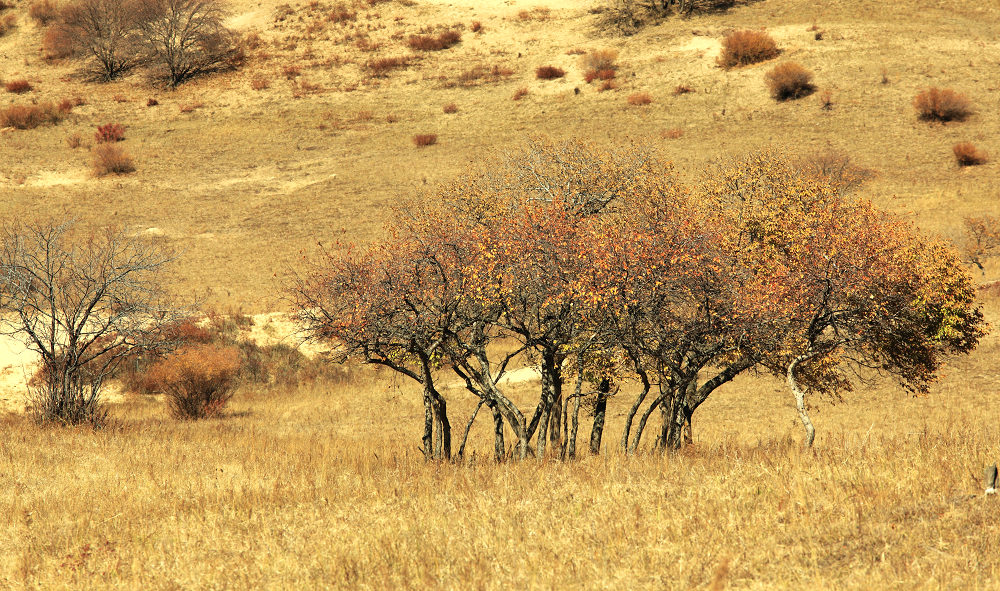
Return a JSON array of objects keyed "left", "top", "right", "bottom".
[
  {"left": 457, "top": 399, "right": 485, "bottom": 459},
  {"left": 421, "top": 391, "right": 434, "bottom": 460},
  {"left": 589, "top": 378, "right": 610, "bottom": 455},
  {"left": 787, "top": 353, "right": 816, "bottom": 448},
  {"left": 567, "top": 395, "right": 582, "bottom": 458},
  {"left": 621, "top": 370, "right": 651, "bottom": 453},
  {"left": 629, "top": 392, "right": 668, "bottom": 454},
  {"left": 489, "top": 401, "right": 506, "bottom": 461}
]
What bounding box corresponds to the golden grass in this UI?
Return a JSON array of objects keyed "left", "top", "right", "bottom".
[{"left": 3, "top": 358, "right": 1000, "bottom": 589}]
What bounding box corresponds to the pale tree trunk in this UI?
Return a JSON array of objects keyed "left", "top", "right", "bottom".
[
  {"left": 589, "top": 378, "right": 611, "bottom": 454},
  {"left": 567, "top": 395, "right": 582, "bottom": 458},
  {"left": 421, "top": 392, "right": 434, "bottom": 460},
  {"left": 787, "top": 352, "right": 816, "bottom": 448},
  {"left": 621, "top": 367, "right": 651, "bottom": 454},
  {"left": 457, "top": 399, "right": 485, "bottom": 459}
]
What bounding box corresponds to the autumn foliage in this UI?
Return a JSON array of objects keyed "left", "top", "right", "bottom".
[
  {"left": 145, "top": 344, "right": 241, "bottom": 419},
  {"left": 290, "top": 141, "right": 985, "bottom": 461}
]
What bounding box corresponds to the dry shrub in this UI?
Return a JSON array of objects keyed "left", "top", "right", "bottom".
[
  {"left": 355, "top": 109, "right": 373, "bottom": 121},
  {"left": 953, "top": 142, "right": 988, "bottom": 167},
  {"left": 585, "top": 69, "right": 615, "bottom": 83},
  {"left": 470, "top": 20, "right": 482, "bottom": 33},
  {"left": 673, "top": 84, "right": 694, "bottom": 95},
  {"left": 0, "top": 12, "right": 16, "bottom": 36},
  {"left": 146, "top": 97, "right": 158, "bottom": 106},
  {"left": 661, "top": 127, "right": 683, "bottom": 139},
  {"left": 251, "top": 75, "right": 270, "bottom": 90},
  {"left": 517, "top": 6, "right": 549, "bottom": 20},
  {"left": 456, "top": 64, "right": 514, "bottom": 86},
  {"left": 443, "top": 102, "right": 457, "bottom": 114},
  {"left": 0, "top": 103, "right": 62, "bottom": 129},
  {"left": 91, "top": 143, "right": 135, "bottom": 176},
  {"left": 66, "top": 132, "right": 82, "bottom": 148},
  {"left": 179, "top": 102, "right": 203, "bottom": 113},
  {"left": 407, "top": 30, "right": 460, "bottom": 51},
  {"left": 512, "top": 87, "right": 528, "bottom": 101},
  {"left": 282, "top": 65, "right": 301, "bottom": 79},
  {"left": 385, "top": 113, "right": 399, "bottom": 123},
  {"left": 0, "top": 1, "right": 14, "bottom": 10},
  {"left": 28, "top": 0, "right": 58, "bottom": 24},
  {"left": 582, "top": 48, "right": 618, "bottom": 72},
  {"left": 368, "top": 56, "right": 410, "bottom": 76},
  {"left": 327, "top": 3, "right": 357, "bottom": 23},
  {"left": 413, "top": 134, "right": 437, "bottom": 147},
  {"left": 795, "top": 149, "right": 875, "bottom": 195},
  {"left": 5, "top": 79, "right": 33, "bottom": 94},
  {"left": 41, "top": 25, "right": 75, "bottom": 60},
  {"left": 627, "top": 92, "right": 652, "bottom": 105},
  {"left": 57, "top": 98, "right": 74, "bottom": 112},
  {"left": 145, "top": 344, "right": 241, "bottom": 419},
  {"left": 765, "top": 62, "right": 815, "bottom": 101},
  {"left": 718, "top": 29, "right": 779, "bottom": 69},
  {"left": 113, "top": 94, "right": 128, "bottom": 103},
  {"left": 818, "top": 90, "right": 833, "bottom": 110},
  {"left": 914, "top": 87, "right": 973, "bottom": 122},
  {"left": 535, "top": 65, "right": 565, "bottom": 80},
  {"left": 599, "top": 79, "right": 618, "bottom": 92},
  {"left": 94, "top": 123, "right": 125, "bottom": 143}
]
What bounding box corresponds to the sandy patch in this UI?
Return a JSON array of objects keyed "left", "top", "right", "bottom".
[
  {"left": 27, "top": 170, "right": 89, "bottom": 188},
  {"left": 0, "top": 333, "right": 38, "bottom": 413}
]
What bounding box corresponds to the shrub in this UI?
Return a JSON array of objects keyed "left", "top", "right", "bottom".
[
  {"left": 413, "top": 134, "right": 437, "bottom": 147},
  {"left": 179, "top": 102, "right": 202, "bottom": 113},
  {"left": 327, "top": 3, "right": 356, "bottom": 23},
  {"left": 146, "top": 97, "right": 158, "bottom": 106},
  {"left": 42, "top": 26, "right": 75, "bottom": 60},
  {"left": 368, "top": 55, "right": 411, "bottom": 76},
  {"left": 0, "top": 12, "right": 15, "bottom": 36},
  {"left": 673, "top": 84, "right": 694, "bottom": 95},
  {"left": 92, "top": 143, "right": 135, "bottom": 176},
  {"left": 0, "top": 103, "right": 62, "bottom": 129},
  {"left": 66, "top": 133, "right": 83, "bottom": 148},
  {"left": 582, "top": 48, "right": 617, "bottom": 72},
  {"left": 443, "top": 102, "right": 458, "bottom": 114},
  {"left": 57, "top": 98, "right": 75, "bottom": 113},
  {"left": 765, "top": 62, "right": 815, "bottom": 101},
  {"left": 599, "top": 79, "right": 618, "bottom": 91},
  {"left": 535, "top": 65, "right": 565, "bottom": 80},
  {"left": 512, "top": 86, "right": 528, "bottom": 101},
  {"left": 28, "top": 0, "right": 59, "bottom": 24},
  {"left": 282, "top": 64, "right": 301, "bottom": 79},
  {"left": 795, "top": 149, "right": 876, "bottom": 195},
  {"left": 407, "top": 30, "right": 461, "bottom": 51},
  {"left": 914, "top": 87, "right": 973, "bottom": 122},
  {"left": 627, "top": 92, "right": 652, "bottom": 105},
  {"left": 145, "top": 344, "right": 241, "bottom": 419},
  {"left": 718, "top": 29, "right": 779, "bottom": 69},
  {"left": 818, "top": 89, "right": 833, "bottom": 110},
  {"left": 250, "top": 75, "right": 270, "bottom": 90},
  {"left": 470, "top": 20, "right": 482, "bottom": 33},
  {"left": 954, "top": 142, "right": 988, "bottom": 167},
  {"left": 5, "top": 79, "right": 33, "bottom": 94},
  {"left": 94, "top": 123, "right": 125, "bottom": 143},
  {"left": 661, "top": 127, "right": 683, "bottom": 139}
]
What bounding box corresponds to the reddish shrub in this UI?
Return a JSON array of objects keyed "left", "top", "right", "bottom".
[
  {"left": 718, "top": 29, "right": 779, "bottom": 69},
  {"left": 144, "top": 344, "right": 241, "bottom": 419},
  {"left": 282, "top": 65, "right": 301, "bottom": 79},
  {"left": 0, "top": 13, "right": 16, "bottom": 37},
  {"left": 661, "top": 128, "right": 683, "bottom": 139},
  {"left": 28, "top": 0, "right": 58, "bottom": 24},
  {"left": 582, "top": 48, "right": 617, "bottom": 72},
  {"left": 57, "top": 98, "right": 74, "bottom": 113},
  {"left": 0, "top": 103, "right": 62, "bottom": 129},
  {"left": 368, "top": 56, "right": 411, "bottom": 76},
  {"left": 443, "top": 102, "right": 458, "bottom": 114},
  {"left": 146, "top": 97, "right": 158, "bottom": 106},
  {"left": 914, "top": 87, "right": 973, "bottom": 122},
  {"left": 673, "top": 84, "right": 694, "bottom": 95},
  {"left": 627, "top": 92, "right": 652, "bottom": 106},
  {"left": 599, "top": 79, "right": 618, "bottom": 92},
  {"left": 95, "top": 123, "right": 125, "bottom": 143},
  {"left": 327, "top": 4, "right": 357, "bottom": 23},
  {"left": 535, "top": 65, "right": 565, "bottom": 80},
  {"left": 42, "top": 26, "right": 75, "bottom": 60},
  {"left": 407, "top": 30, "right": 461, "bottom": 51},
  {"left": 5, "top": 79, "right": 33, "bottom": 94},
  {"left": 512, "top": 87, "right": 528, "bottom": 101},
  {"left": 765, "top": 62, "right": 815, "bottom": 101},
  {"left": 91, "top": 143, "right": 135, "bottom": 176},
  {"left": 470, "top": 20, "right": 482, "bottom": 33},
  {"left": 413, "top": 134, "right": 437, "bottom": 147},
  {"left": 66, "top": 132, "right": 82, "bottom": 148},
  {"left": 954, "top": 142, "right": 988, "bottom": 166},
  {"left": 250, "top": 75, "right": 270, "bottom": 90}
]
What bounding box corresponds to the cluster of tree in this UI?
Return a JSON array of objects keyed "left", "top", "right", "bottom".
[
  {"left": 290, "top": 140, "right": 986, "bottom": 461},
  {"left": 50, "top": 0, "right": 242, "bottom": 85}
]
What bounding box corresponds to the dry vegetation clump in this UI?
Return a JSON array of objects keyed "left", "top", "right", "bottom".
[
  {"left": 795, "top": 149, "right": 875, "bottom": 195},
  {"left": 28, "top": 0, "right": 59, "bottom": 24},
  {"left": 717, "top": 29, "right": 779, "bottom": 69},
  {"left": 407, "top": 30, "right": 460, "bottom": 51},
  {"left": 91, "top": 143, "right": 135, "bottom": 176},
  {"left": 412, "top": 133, "right": 437, "bottom": 146},
  {"left": 512, "top": 86, "right": 528, "bottom": 100},
  {"left": 517, "top": 6, "right": 550, "bottom": 20},
  {"left": 367, "top": 55, "right": 411, "bottom": 76},
  {"left": 581, "top": 48, "right": 617, "bottom": 82},
  {"left": 535, "top": 65, "right": 565, "bottom": 80},
  {"left": 251, "top": 74, "right": 271, "bottom": 90},
  {"left": 146, "top": 97, "right": 158, "bottom": 106},
  {"left": 661, "top": 127, "right": 684, "bottom": 139},
  {"left": 470, "top": 20, "right": 481, "bottom": 33},
  {"left": 914, "top": 87, "right": 973, "bottom": 122},
  {"left": 453, "top": 64, "right": 514, "bottom": 87},
  {"left": 0, "top": 102, "right": 63, "bottom": 129},
  {"left": 5, "top": 79, "right": 33, "bottom": 94},
  {"left": 599, "top": 79, "right": 618, "bottom": 91},
  {"left": 953, "top": 142, "right": 988, "bottom": 167},
  {"left": 442, "top": 102, "right": 457, "bottom": 114},
  {"left": 627, "top": 92, "right": 652, "bottom": 105},
  {"left": 327, "top": 2, "right": 357, "bottom": 23},
  {"left": 65, "top": 132, "right": 83, "bottom": 148},
  {"left": 94, "top": 122, "right": 125, "bottom": 143},
  {"left": 818, "top": 89, "right": 833, "bottom": 110},
  {"left": 0, "top": 12, "right": 15, "bottom": 36},
  {"left": 145, "top": 344, "right": 241, "bottom": 419},
  {"left": 765, "top": 62, "right": 815, "bottom": 101},
  {"left": 673, "top": 84, "right": 694, "bottom": 95},
  {"left": 41, "top": 26, "right": 75, "bottom": 59}
]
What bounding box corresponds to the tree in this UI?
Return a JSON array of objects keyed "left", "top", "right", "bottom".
[
  {"left": 58, "top": 0, "right": 144, "bottom": 81},
  {"left": 136, "top": 0, "right": 241, "bottom": 87},
  {"left": 0, "top": 222, "right": 183, "bottom": 426}
]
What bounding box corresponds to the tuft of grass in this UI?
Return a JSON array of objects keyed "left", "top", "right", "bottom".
[
  {"left": 27, "top": 0, "right": 58, "bottom": 24},
  {"left": 5, "top": 79, "right": 33, "bottom": 94},
  {"left": 367, "top": 56, "right": 411, "bottom": 77},
  {"left": 147, "top": 97, "right": 159, "bottom": 107},
  {"left": 818, "top": 89, "right": 833, "bottom": 110},
  {"left": 66, "top": 132, "right": 82, "bottom": 148},
  {"left": 412, "top": 134, "right": 437, "bottom": 147},
  {"left": 627, "top": 92, "right": 652, "bottom": 106},
  {"left": 0, "top": 102, "right": 62, "bottom": 129},
  {"left": 673, "top": 84, "right": 694, "bottom": 95},
  {"left": 251, "top": 75, "right": 271, "bottom": 90},
  {"left": 442, "top": 103, "right": 458, "bottom": 114},
  {"left": 535, "top": 65, "right": 565, "bottom": 80},
  {"left": 582, "top": 48, "right": 618, "bottom": 73},
  {"left": 953, "top": 142, "right": 988, "bottom": 167},
  {"left": 661, "top": 127, "right": 684, "bottom": 139},
  {"left": 914, "top": 87, "right": 973, "bottom": 123},
  {"left": 512, "top": 87, "right": 529, "bottom": 101},
  {"left": 92, "top": 143, "right": 135, "bottom": 176},
  {"left": 718, "top": 29, "right": 779, "bottom": 69},
  {"left": 765, "top": 62, "right": 816, "bottom": 101},
  {"left": 407, "top": 30, "right": 461, "bottom": 51}
]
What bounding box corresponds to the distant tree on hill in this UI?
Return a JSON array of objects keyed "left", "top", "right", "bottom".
[{"left": 57, "top": 0, "right": 145, "bottom": 80}]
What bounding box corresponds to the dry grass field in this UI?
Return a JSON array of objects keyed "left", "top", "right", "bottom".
[{"left": 3, "top": 0, "right": 1000, "bottom": 588}]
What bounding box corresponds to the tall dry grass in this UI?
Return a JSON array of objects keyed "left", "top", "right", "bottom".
[{"left": 3, "top": 348, "right": 1000, "bottom": 590}]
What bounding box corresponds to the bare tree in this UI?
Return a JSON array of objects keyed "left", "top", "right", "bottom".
[
  {"left": 0, "top": 222, "right": 184, "bottom": 426},
  {"left": 58, "top": 0, "right": 144, "bottom": 81},
  {"left": 136, "top": 0, "right": 241, "bottom": 87}
]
